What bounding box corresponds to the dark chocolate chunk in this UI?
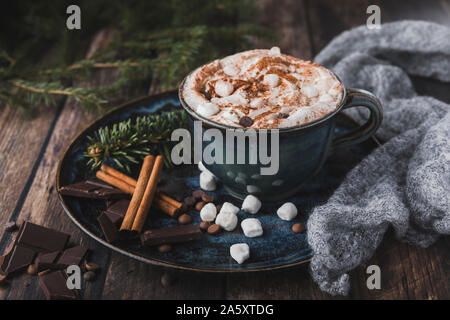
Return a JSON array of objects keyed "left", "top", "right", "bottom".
[
  {"left": 141, "top": 225, "right": 202, "bottom": 247},
  {"left": 0, "top": 245, "right": 36, "bottom": 275},
  {"left": 36, "top": 251, "right": 61, "bottom": 271},
  {"left": 239, "top": 116, "right": 254, "bottom": 128},
  {"left": 98, "top": 212, "right": 120, "bottom": 243},
  {"left": 59, "top": 180, "right": 127, "bottom": 200},
  {"left": 39, "top": 270, "right": 78, "bottom": 300},
  {"left": 16, "top": 221, "right": 70, "bottom": 253},
  {"left": 277, "top": 113, "right": 289, "bottom": 119},
  {"left": 104, "top": 199, "right": 129, "bottom": 226},
  {"left": 4, "top": 221, "right": 17, "bottom": 232},
  {"left": 56, "top": 246, "right": 88, "bottom": 268}
]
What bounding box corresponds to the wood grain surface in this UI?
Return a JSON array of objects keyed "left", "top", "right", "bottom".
[{"left": 0, "top": 0, "right": 448, "bottom": 300}]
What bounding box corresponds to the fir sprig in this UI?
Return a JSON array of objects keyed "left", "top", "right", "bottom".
[
  {"left": 0, "top": 0, "right": 272, "bottom": 115},
  {"left": 84, "top": 109, "right": 189, "bottom": 172}
]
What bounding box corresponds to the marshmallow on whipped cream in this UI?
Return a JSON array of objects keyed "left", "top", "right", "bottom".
[{"left": 181, "top": 47, "right": 343, "bottom": 129}]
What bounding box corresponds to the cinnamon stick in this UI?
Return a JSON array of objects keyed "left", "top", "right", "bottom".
[
  {"left": 96, "top": 165, "right": 183, "bottom": 217},
  {"left": 132, "top": 155, "right": 164, "bottom": 233},
  {"left": 120, "top": 155, "right": 155, "bottom": 231},
  {"left": 101, "top": 164, "right": 137, "bottom": 188},
  {"left": 96, "top": 170, "right": 135, "bottom": 194}
]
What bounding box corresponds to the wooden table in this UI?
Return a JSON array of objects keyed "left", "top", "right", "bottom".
[{"left": 0, "top": 0, "right": 448, "bottom": 299}]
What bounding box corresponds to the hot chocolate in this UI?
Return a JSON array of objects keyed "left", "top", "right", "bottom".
[{"left": 181, "top": 47, "right": 343, "bottom": 129}]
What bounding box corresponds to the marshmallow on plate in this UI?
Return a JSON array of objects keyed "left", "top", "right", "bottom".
[
  {"left": 241, "top": 195, "right": 262, "bottom": 214},
  {"left": 230, "top": 243, "right": 250, "bottom": 264},
  {"left": 241, "top": 218, "right": 263, "bottom": 238},
  {"left": 276, "top": 202, "right": 298, "bottom": 221},
  {"left": 215, "top": 212, "right": 238, "bottom": 231},
  {"left": 200, "top": 203, "right": 217, "bottom": 222},
  {"left": 219, "top": 202, "right": 240, "bottom": 215},
  {"left": 200, "top": 171, "right": 216, "bottom": 191}
]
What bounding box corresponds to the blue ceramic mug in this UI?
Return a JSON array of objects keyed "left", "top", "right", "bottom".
[{"left": 179, "top": 76, "right": 382, "bottom": 201}]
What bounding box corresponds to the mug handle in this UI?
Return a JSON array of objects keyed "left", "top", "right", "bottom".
[{"left": 330, "top": 88, "right": 383, "bottom": 153}]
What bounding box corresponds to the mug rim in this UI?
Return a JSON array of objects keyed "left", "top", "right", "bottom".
[{"left": 178, "top": 69, "right": 347, "bottom": 133}]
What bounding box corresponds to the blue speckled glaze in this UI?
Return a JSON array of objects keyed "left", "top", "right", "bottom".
[{"left": 57, "top": 92, "right": 378, "bottom": 272}]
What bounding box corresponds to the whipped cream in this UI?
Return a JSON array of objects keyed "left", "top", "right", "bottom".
[{"left": 181, "top": 47, "right": 343, "bottom": 129}]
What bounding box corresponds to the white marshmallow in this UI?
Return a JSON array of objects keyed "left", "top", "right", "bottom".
[
  {"left": 200, "top": 171, "right": 216, "bottom": 191},
  {"left": 249, "top": 97, "right": 264, "bottom": 109},
  {"left": 200, "top": 203, "right": 217, "bottom": 222},
  {"left": 302, "top": 85, "right": 319, "bottom": 98},
  {"left": 215, "top": 80, "right": 234, "bottom": 97},
  {"left": 246, "top": 185, "right": 261, "bottom": 194},
  {"left": 230, "top": 243, "right": 250, "bottom": 264},
  {"left": 319, "top": 94, "right": 333, "bottom": 103},
  {"left": 223, "top": 64, "right": 240, "bottom": 76},
  {"left": 226, "top": 171, "right": 236, "bottom": 179},
  {"left": 196, "top": 102, "right": 220, "bottom": 118},
  {"left": 219, "top": 202, "right": 240, "bottom": 215},
  {"left": 269, "top": 46, "right": 281, "bottom": 55},
  {"left": 216, "top": 212, "right": 238, "bottom": 231},
  {"left": 264, "top": 74, "right": 280, "bottom": 88},
  {"left": 277, "top": 202, "right": 298, "bottom": 221},
  {"left": 241, "top": 195, "right": 262, "bottom": 214},
  {"left": 241, "top": 218, "right": 263, "bottom": 238}
]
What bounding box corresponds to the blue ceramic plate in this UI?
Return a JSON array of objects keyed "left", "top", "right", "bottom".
[{"left": 56, "top": 91, "right": 379, "bottom": 272}]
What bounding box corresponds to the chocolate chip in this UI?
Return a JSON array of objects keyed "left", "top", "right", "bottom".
[
  {"left": 83, "top": 271, "right": 96, "bottom": 282},
  {"left": 201, "top": 193, "right": 214, "bottom": 203},
  {"left": 195, "top": 201, "right": 206, "bottom": 211},
  {"left": 239, "top": 116, "right": 254, "bottom": 128},
  {"left": 199, "top": 221, "right": 211, "bottom": 231},
  {"left": 178, "top": 214, "right": 192, "bottom": 225},
  {"left": 292, "top": 223, "right": 306, "bottom": 233},
  {"left": 85, "top": 262, "right": 100, "bottom": 272},
  {"left": 192, "top": 190, "right": 204, "bottom": 199},
  {"left": 183, "top": 196, "right": 196, "bottom": 207},
  {"left": 200, "top": 91, "right": 211, "bottom": 100},
  {"left": 278, "top": 113, "right": 289, "bottom": 119},
  {"left": 207, "top": 224, "right": 221, "bottom": 235},
  {"left": 157, "top": 244, "right": 172, "bottom": 253},
  {"left": 27, "top": 263, "right": 38, "bottom": 275},
  {"left": 4, "top": 221, "right": 17, "bottom": 232}
]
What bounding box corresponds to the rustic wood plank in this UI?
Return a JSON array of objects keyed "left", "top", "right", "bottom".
[
  {"left": 0, "top": 30, "right": 118, "bottom": 299},
  {"left": 256, "top": 0, "right": 313, "bottom": 60},
  {"left": 348, "top": 233, "right": 449, "bottom": 299}
]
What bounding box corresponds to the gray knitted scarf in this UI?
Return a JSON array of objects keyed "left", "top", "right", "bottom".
[{"left": 308, "top": 21, "right": 450, "bottom": 296}]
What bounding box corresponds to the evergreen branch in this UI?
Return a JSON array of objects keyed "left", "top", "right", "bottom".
[
  {"left": 8, "top": 80, "right": 107, "bottom": 113},
  {"left": 84, "top": 109, "right": 190, "bottom": 172}
]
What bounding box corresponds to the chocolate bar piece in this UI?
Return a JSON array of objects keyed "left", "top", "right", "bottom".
[
  {"left": 39, "top": 270, "right": 78, "bottom": 300},
  {"left": 0, "top": 245, "right": 36, "bottom": 275},
  {"left": 35, "top": 251, "right": 61, "bottom": 272},
  {"left": 0, "top": 222, "right": 70, "bottom": 276},
  {"left": 56, "top": 246, "right": 88, "bottom": 268},
  {"left": 98, "top": 212, "right": 120, "bottom": 243},
  {"left": 140, "top": 225, "right": 203, "bottom": 247},
  {"left": 104, "top": 199, "right": 129, "bottom": 226},
  {"left": 16, "top": 221, "right": 70, "bottom": 253},
  {"left": 59, "top": 179, "right": 128, "bottom": 200}
]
